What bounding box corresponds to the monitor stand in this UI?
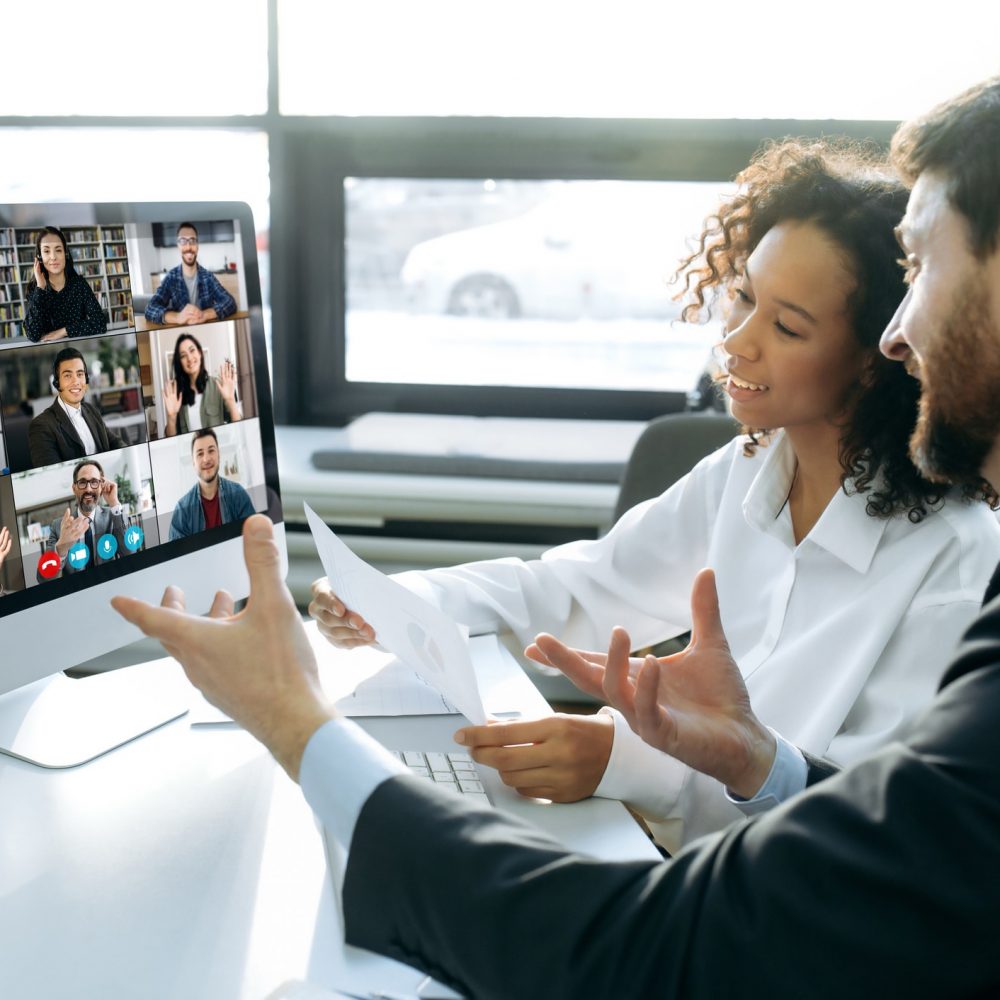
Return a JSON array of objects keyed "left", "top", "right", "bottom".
[{"left": 0, "top": 665, "right": 189, "bottom": 769}]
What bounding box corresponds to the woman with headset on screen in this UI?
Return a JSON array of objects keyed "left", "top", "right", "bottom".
[
  {"left": 309, "top": 139, "right": 1000, "bottom": 853},
  {"left": 161, "top": 332, "right": 241, "bottom": 437},
  {"left": 23, "top": 226, "right": 108, "bottom": 343}
]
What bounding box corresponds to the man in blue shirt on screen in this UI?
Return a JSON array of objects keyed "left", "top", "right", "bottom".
[
  {"left": 168, "top": 429, "right": 254, "bottom": 540},
  {"left": 144, "top": 222, "right": 236, "bottom": 327}
]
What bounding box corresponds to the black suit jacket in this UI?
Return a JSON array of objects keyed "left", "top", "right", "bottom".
[
  {"left": 342, "top": 562, "right": 1000, "bottom": 1000},
  {"left": 27, "top": 400, "right": 126, "bottom": 467}
]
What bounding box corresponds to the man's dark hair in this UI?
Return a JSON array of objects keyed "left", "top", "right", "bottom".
[
  {"left": 177, "top": 222, "right": 199, "bottom": 239},
  {"left": 54, "top": 347, "right": 87, "bottom": 386},
  {"left": 891, "top": 75, "right": 1000, "bottom": 260},
  {"left": 191, "top": 428, "right": 218, "bottom": 452},
  {"left": 72, "top": 458, "right": 103, "bottom": 483}
]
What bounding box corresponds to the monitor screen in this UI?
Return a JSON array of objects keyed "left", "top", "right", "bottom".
[{"left": 0, "top": 202, "right": 282, "bottom": 708}]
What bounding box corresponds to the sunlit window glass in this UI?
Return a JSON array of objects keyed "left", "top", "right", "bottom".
[
  {"left": 3, "top": 1, "right": 267, "bottom": 116},
  {"left": 345, "top": 178, "right": 732, "bottom": 392},
  {"left": 280, "top": 0, "right": 1000, "bottom": 119}
]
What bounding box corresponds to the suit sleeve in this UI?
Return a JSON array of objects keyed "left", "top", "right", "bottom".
[
  {"left": 342, "top": 603, "right": 1000, "bottom": 1000},
  {"left": 27, "top": 414, "right": 60, "bottom": 467},
  {"left": 112, "top": 512, "right": 128, "bottom": 557}
]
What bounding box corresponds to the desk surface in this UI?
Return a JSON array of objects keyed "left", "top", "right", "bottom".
[
  {"left": 135, "top": 308, "right": 251, "bottom": 332},
  {"left": 0, "top": 632, "right": 658, "bottom": 999}
]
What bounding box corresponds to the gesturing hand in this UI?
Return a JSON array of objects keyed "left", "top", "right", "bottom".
[
  {"left": 529, "top": 569, "right": 776, "bottom": 800},
  {"left": 56, "top": 507, "right": 90, "bottom": 554},
  {"left": 215, "top": 359, "right": 238, "bottom": 403},
  {"left": 0, "top": 525, "right": 11, "bottom": 568},
  {"left": 112, "top": 516, "right": 336, "bottom": 780},
  {"left": 164, "top": 379, "right": 183, "bottom": 419}
]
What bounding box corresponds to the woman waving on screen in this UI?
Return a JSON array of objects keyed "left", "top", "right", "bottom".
[{"left": 162, "top": 332, "right": 242, "bottom": 437}]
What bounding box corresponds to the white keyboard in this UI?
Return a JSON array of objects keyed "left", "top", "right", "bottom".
[{"left": 393, "top": 750, "right": 491, "bottom": 806}]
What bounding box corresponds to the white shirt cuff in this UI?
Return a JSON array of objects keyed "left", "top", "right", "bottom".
[
  {"left": 593, "top": 707, "right": 690, "bottom": 820},
  {"left": 298, "top": 718, "right": 407, "bottom": 847},
  {"left": 724, "top": 728, "right": 807, "bottom": 815}
]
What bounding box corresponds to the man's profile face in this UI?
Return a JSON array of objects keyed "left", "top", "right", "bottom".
[
  {"left": 177, "top": 227, "right": 199, "bottom": 268},
  {"left": 73, "top": 464, "right": 103, "bottom": 514},
  {"left": 57, "top": 359, "right": 88, "bottom": 407},
  {"left": 192, "top": 437, "right": 220, "bottom": 484},
  {"left": 880, "top": 171, "right": 1000, "bottom": 486}
]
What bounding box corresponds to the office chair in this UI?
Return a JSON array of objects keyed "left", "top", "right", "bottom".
[{"left": 612, "top": 410, "right": 738, "bottom": 523}]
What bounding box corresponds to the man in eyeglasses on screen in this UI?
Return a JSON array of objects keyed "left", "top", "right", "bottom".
[
  {"left": 39, "top": 460, "right": 128, "bottom": 580},
  {"left": 144, "top": 222, "right": 236, "bottom": 327}
]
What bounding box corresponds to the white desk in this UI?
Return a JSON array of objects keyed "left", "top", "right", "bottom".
[{"left": 0, "top": 633, "right": 658, "bottom": 999}]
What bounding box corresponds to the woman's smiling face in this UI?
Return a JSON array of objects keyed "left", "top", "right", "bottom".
[
  {"left": 178, "top": 338, "right": 202, "bottom": 377},
  {"left": 39, "top": 234, "right": 66, "bottom": 276},
  {"left": 721, "top": 220, "right": 865, "bottom": 433}
]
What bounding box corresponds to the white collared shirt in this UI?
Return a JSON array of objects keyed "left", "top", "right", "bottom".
[
  {"left": 397, "top": 432, "right": 1000, "bottom": 851},
  {"left": 58, "top": 396, "right": 96, "bottom": 455}
]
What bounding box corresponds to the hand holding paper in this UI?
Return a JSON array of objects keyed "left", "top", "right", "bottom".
[{"left": 304, "top": 504, "right": 487, "bottom": 725}]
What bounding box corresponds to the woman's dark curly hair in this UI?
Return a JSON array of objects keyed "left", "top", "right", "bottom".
[{"left": 676, "top": 137, "right": 997, "bottom": 520}]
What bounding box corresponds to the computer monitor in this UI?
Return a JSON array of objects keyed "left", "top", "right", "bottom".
[{"left": 0, "top": 201, "right": 282, "bottom": 767}]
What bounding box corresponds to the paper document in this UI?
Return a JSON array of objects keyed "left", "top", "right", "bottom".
[
  {"left": 336, "top": 655, "right": 455, "bottom": 716},
  {"left": 305, "top": 503, "right": 487, "bottom": 725},
  {"left": 189, "top": 622, "right": 458, "bottom": 724}
]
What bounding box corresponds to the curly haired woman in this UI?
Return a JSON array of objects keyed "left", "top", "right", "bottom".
[{"left": 310, "top": 139, "right": 1000, "bottom": 851}]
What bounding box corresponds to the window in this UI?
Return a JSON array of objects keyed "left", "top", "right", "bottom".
[
  {"left": 345, "top": 177, "right": 728, "bottom": 393},
  {"left": 2, "top": 1, "right": 268, "bottom": 117},
  {"left": 278, "top": 0, "right": 1000, "bottom": 120}
]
